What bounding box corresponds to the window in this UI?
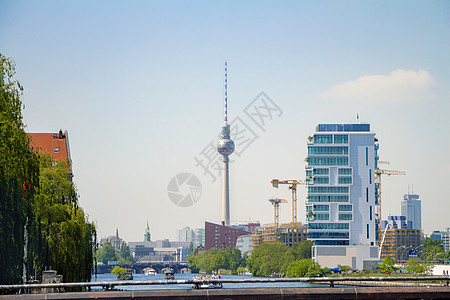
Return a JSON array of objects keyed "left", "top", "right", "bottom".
[
  {"left": 306, "top": 206, "right": 313, "bottom": 213},
  {"left": 309, "top": 223, "right": 349, "bottom": 230},
  {"left": 314, "top": 135, "right": 333, "bottom": 144},
  {"left": 315, "top": 213, "right": 329, "bottom": 220},
  {"left": 339, "top": 213, "right": 352, "bottom": 220},
  {"left": 314, "top": 177, "right": 329, "bottom": 184},
  {"left": 334, "top": 134, "right": 348, "bottom": 144},
  {"left": 54, "top": 147, "right": 60, "bottom": 153},
  {"left": 369, "top": 169, "right": 372, "bottom": 184},
  {"left": 314, "top": 205, "right": 329, "bottom": 211},
  {"left": 338, "top": 177, "right": 352, "bottom": 184},
  {"left": 366, "top": 147, "right": 368, "bottom": 166},
  {"left": 370, "top": 206, "right": 372, "bottom": 221},
  {"left": 366, "top": 187, "right": 369, "bottom": 202},
  {"left": 367, "top": 224, "right": 370, "bottom": 239},
  {"left": 313, "top": 168, "right": 329, "bottom": 175},
  {"left": 309, "top": 232, "right": 349, "bottom": 239},
  {"left": 338, "top": 168, "right": 352, "bottom": 175},
  {"left": 306, "top": 170, "right": 312, "bottom": 177},
  {"left": 308, "top": 146, "right": 348, "bottom": 155},
  {"left": 308, "top": 186, "right": 349, "bottom": 193},
  {"left": 339, "top": 205, "right": 352, "bottom": 211},
  {"left": 309, "top": 157, "right": 348, "bottom": 166}
]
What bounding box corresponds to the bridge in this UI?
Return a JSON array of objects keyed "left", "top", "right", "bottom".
[{"left": 96, "top": 262, "right": 188, "bottom": 274}]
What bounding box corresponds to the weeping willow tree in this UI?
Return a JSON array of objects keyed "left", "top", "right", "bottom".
[{"left": 0, "top": 53, "right": 96, "bottom": 287}]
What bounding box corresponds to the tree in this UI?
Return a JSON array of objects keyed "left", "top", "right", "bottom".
[
  {"left": 118, "top": 242, "right": 135, "bottom": 265},
  {"left": 187, "top": 247, "right": 246, "bottom": 274},
  {"left": 97, "top": 242, "right": 117, "bottom": 265},
  {"left": 380, "top": 256, "right": 397, "bottom": 274},
  {"left": 0, "top": 53, "right": 40, "bottom": 286},
  {"left": 286, "top": 259, "right": 315, "bottom": 277},
  {"left": 247, "top": 243, "right": 289, "bottom": 276},
  {"left": 405, "top": 258, "right": 432, "bottom": 275}
]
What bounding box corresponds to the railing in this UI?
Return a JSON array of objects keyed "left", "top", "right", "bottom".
[{"left": 0, "top": 276, "right": 449, "bottom": 291}]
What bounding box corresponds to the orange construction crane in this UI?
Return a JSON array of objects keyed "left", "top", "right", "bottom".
[
  {"left": 268, "top": 198, "right": 288, "bottom": 230},
  {"left": 270, "top": 179, "right": 306, "bottom": 225},
  {"left": 374, "top": 167, "right": 406, "bottom": 239}
]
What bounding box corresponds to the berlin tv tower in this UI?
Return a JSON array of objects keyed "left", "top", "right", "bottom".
[{"left": 217, "top": 62, "right": 235, "bottom": 226}]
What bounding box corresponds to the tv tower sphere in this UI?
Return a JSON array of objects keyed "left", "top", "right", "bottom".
[{"left": 217, "top": 126, "right": 235, "bottom": 156}]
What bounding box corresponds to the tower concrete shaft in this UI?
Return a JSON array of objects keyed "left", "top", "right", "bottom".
[{"left": 222, "top": 155, "right": 230, "bottom": 226}]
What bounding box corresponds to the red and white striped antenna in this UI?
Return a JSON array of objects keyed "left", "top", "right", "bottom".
[{"left": 224, "top": 62, "right": 228, "bottom": 124}]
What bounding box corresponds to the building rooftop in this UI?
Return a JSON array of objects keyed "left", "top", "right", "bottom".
[
  {"left": 27, "top": 130, "right": 70, "bottom": 162},
  {"left": 316, "top": 123, "right": 370, "bottom": 132}
]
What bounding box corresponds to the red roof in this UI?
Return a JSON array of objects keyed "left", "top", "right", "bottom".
[{"left": 27, "top": 131, "right": 69, "bottom": 161}]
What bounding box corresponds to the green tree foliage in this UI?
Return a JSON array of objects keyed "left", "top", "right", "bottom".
[
  {"left": 0, "top": 54, "right": 96, "bottom": 286},
  {"left": 405, "top": 258, "right": 432, "bottom": 275},
  {"left": 286, "top": 259, "right": 315, "bottom": 277},
  {"left": 424, "top": 237, "right": 445, "bottom": 261},
  {"left": 118, "top": 242, "right": 135, "bottom": 265},
  {"left": 187, "top": 247, "right": 245, "bottom": 274},
  {"left": 111, "top": 266, "right": 126, "bottom": 277},
  {"left": 247, "top": 241, "right": 314, "bottom": 277},
  {"left": 97, "top": 242, "right": 117, "bottom": 265},
  {"left": 380, "top": 256, "right": 397, "bottom": 274},
  {"left": 1, "top": 54, "right": 40, "bottom": 285}
]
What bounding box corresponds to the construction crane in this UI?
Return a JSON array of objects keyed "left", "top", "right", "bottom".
[
  {"left": 270, "top": 179, "right": 306, "bottom": 225},
  {"left": 374, "top": 167, "right": 406, "bottom": 240},
  {"left": 268, "top": 198, "right": 288, "bottom": 230}
]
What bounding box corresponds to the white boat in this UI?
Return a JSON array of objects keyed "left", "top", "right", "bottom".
[
  {"left": 192, "top": 275, "right": 223, "bottom": 289},
  {"left": 143, "top": 267, "right": 157, "bottom": 276}
]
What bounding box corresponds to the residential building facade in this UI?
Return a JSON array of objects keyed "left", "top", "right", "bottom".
[{"left": 305, "top": 123, "right": 379, "bottom": 270}]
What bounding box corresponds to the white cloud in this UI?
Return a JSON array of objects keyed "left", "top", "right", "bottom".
[{"left": 321, "top": 70, "right": 436, "bottom": 102}]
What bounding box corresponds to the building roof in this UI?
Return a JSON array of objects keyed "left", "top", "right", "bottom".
[
  {"left": 316, "top": 123, "right": 370, "bottom": 132},
  {"left": 27, "top": 130, "right": 70, "bottom": 162}
]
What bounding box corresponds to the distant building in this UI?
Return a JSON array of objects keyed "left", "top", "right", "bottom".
[
  {"left": 177, "top": 226, "right": 194, "bottom": 242},
  {"left": 128, "top": 240, "right": 191, "bottom": 262},
  {"left": 401, "top": 194, "right": 422, "bottom": 230},
  {"left": 193, "top": 228, "right": 205, "bottom": 247},
  {"left": 251, "top": 222, "right": 308, "bottom": 250},
  {"left": 204, "top": 221, "right": 250, "bottom": 250},
  {"left": 27, "top": 129, "right": 72, "bottom": 175},
  {"left": 430, "top": 229, "right": 450, "bottom": 252},
  {"left": 306, "top": 123, "right": 379, "bottom": 270},
  {"left": 381, "top": 216, "right": 410, "bottom": 230},
  {"left": 379, "top": 228, "right": 423, "bottom": 262},
  {"left": 236, "top": 235, "right": 252, "bottom": 254},
  {"left": 144, "top": 221, "right": 151, "bottom": 242}
]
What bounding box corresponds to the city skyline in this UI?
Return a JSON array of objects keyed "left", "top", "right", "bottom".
[{"left": 1, "top": 1, "right": 449, "bottom": 242}]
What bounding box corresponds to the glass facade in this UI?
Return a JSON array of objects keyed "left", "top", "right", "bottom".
[
  {"left": 309, "top": 223, "right": 349, "bottom": 230},
  {"left": 308, "top": 146, "right": 348, "bottom": 155},
  {"left": 338, "top": 168, "right": 352, "bottom": 175},
  {"left": 338, "top": 177, "right": 352, "bottom": 184},
  {"left": 308, "top": 186, "right": 349, "bottom": 193},
  {"left": 315, "top": 213, "right": 329, "bottom": 220},
  {"left": 334, "top": 134, "right": 348, "bottom": 144},
  {"left": 316, "top": 123, "right": 370, "bottom": 132},
  {"left": 314, "top": 205, "right": 329, "bottom": 211},
  {"left": 339, "top": 205, "right": 352, "bottom": 211},
  {"left": 339, "top": 213, "right": 353, "bottom": 220},
  {"left": 314, "top": 177, "right": 329, "bottom": 184},
  {"left": 315, "top": 240, "right": 349, "bottom": 245},
  {"left": 314, "top": 135, "right": 333, "bottom": 144},
  {"left": 313, "top": 168, "right": 329, "bottom": 175},
  {"left": 309, "top": 157, "right": 348, "bottom": 166},
  {"left": 309, "top": 232, "right": 349, "bottom": 239},
  {"left": 308, "top": 195, "right": 349, "bottom": 202}
]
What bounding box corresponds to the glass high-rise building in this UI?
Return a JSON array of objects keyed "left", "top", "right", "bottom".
[
  {"left": 401, "top": 194, "right": 422, "bottom": 230},
  {"left": 306, "top": 123, "right": 379, "bottom": 270}
]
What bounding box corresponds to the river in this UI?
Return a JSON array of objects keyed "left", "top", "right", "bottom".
[{"left": 90, "top": 273, "right": 324, "bottom": 291}]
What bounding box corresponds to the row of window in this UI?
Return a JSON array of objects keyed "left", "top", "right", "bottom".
[
  {"left": 307, "top": 205, "right": 352, "bottom": 212},
  {"left": 314, "top": 177, "right": 329, "bottom": 184},
  {"left": 308, "top": 146, "right": 348, "bottom": 155},
  {"left": 309, "top": 157, "right": 348, "bottom": 166},
  {"left": 338, "top": 168, "right": 352, "bottom": 175},
  {"left": 308, "top": 195, "right": 349, "bottom": 202},
  {"left": 339, "top": 205, "right": 352, "bottom": 211},
  {"left": 314, "top": 205, "right": 329, "bottom": 211},
  {"left": 315, "top": 213, "right": 329, "bottom": 220},
  {"left": 308, "top": 186, "right": 349, "bottom": 193},
  {"left": 309, "top": 232, "right": 349, "bottom": 239},
  {"left": 339, "top": 213, "right": 352, "bottom": 220},
  {"left": 313, "top": 168, "right": 329, "bottom": 175},
  {"left": 313, "top": 134, "right": 348, "bottom": 144},
  {"left": 338, "top": 177, "right": 352, "bottom": 184},
  {"left": 309, "top": 223, "right": 349, "bottom": 230},
  {"left": 315, "top": 240, "right": 349, "bottom": 245}
]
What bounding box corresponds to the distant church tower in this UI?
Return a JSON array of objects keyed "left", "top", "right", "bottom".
[{"left": 144, "top": 221, "right": 151, "bottom": 242}]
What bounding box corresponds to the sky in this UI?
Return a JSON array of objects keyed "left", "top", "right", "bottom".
[{"left": 1, "top": 1, "right": 449, "bottom": 242}]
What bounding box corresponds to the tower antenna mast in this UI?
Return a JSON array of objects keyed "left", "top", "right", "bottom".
[{"left": 224, "top": 62, "right": 228, "bottom": 124}]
